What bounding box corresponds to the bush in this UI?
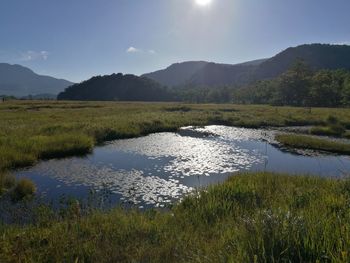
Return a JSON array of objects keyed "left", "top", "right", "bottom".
[{"left": 12, "top": 178, "right": 36, "bottom": 200}]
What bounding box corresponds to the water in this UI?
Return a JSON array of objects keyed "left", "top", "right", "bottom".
[{"left": 15, "top": 126, "right": 350, "bottom": 208}]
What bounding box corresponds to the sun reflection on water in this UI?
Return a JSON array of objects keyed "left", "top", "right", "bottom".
[{"left": 15, "top": 126, "right": 278, "bottom": 207}]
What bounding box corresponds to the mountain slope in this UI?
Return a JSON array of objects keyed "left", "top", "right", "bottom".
[
  {"left": 143, "top": 44, "right": 350, "bottom": 87},
  {"left": 188, "top": 62, "right": 257, "bottom": 86},
  {"left": 142, "top": 60, "right": 267, "bottom": 87},
  {"left": 0, "top": 63, "right": 73, "bottom": 97},
  {"left": 57, "top": 73, "right": 173, "bottom": 101},
  {"left": 142, "top": 61, "right": 208, "bottom": 87},
  {"left": 254, "top": 44, "right": 350, "bottom": 80}
]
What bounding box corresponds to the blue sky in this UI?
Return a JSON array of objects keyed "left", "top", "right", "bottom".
[{"left": 1, "top": 0, "right": 349, "bottom": 82}]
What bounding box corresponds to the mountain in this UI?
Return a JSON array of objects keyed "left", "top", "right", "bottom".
[
  {"left": 0, "top": 63, "right": 73, "bottom": 97},
  {"left": 143, "top": 44, "right": 350, "bottom": 87},
  {"left": 142, "top": 61, "right": 208, "bottom": 87},
  {"left": 142, "top": 60, "right": 267, "bottom": 87},
  {"left": 253, "top": 44, "right": 350, "bottom": 80},
  {"left": 57, "top": 73, "right": 173, "bottom": 101},
  {"left": 188, "top": 62, "right": 258, "bottom": 87}
]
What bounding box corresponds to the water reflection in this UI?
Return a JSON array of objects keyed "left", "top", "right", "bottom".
[
  {"left": 108, "top": 129, "right": 264, "bottom": 177},
  {"left": 15, "top": 126, "right": 350, "bottom": 208}
]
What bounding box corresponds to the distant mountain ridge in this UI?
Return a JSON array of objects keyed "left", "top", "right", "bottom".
[
  {"left": 142, "top": 61, "right": 209, "bottom": 87},
  {"left": 143, "top": 44, "right": 350, "bottom": 87},
  {"left": 0, "top": 63, "right": 73, "bottom": 97}
]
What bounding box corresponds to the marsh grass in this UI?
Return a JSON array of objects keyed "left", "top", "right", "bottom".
[
  {"left": 345, "top": 131, "right": 350, "bottom": 139},
  {"left": 34, "top": 134, "right": 94, "bottom": 159},
  {"left": 1, "top": 101, "right": 350, "bottom": 172},
  {"left": 310, "top": 115, "right": 347, "bottom": 137},
  {"left": 2, "top": 102, "right": 350, "bottom": 261},
  {"left": 0, "top": 173, "right": 35, "bottom": 200},
  {"left": 1, "top": 172, "right": 350, "bottom": 262},
  {"left": 276, "top": 133, "right": 350, "bottom": 154},
  {"left": 0, "top": 173, "right": 15, "bottom": 195},
  {"left": 310, "top": 125, "right": 345, "bottom": 137}
]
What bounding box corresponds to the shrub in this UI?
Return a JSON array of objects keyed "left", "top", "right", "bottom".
[{"left": 12, "top": 178, "right": 36, "bottom": 200}]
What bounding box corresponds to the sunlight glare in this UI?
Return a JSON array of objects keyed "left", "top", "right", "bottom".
[{"left": 195, "top": 0, "right": 212, "bottom": 6}]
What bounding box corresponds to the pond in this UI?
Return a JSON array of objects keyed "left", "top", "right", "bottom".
[{"left": 15, "top": 126, "right": 350, "bottom": 208}]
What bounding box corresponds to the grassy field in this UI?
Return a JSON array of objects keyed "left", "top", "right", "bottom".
[
  {"left": 1, "top": 172, "right": 350, "bottom": 262},
  {"left": 276, "top": 134, "right": 350, "bottom": 154},
  {"left": 1, "top": 100, "right": 350, "bottom": 173}
]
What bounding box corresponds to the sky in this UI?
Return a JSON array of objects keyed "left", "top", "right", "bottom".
[{"left": 0, "top": 0, "right": 350, "bottom": 82}]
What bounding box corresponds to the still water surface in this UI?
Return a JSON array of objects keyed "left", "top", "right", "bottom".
[{"left": 16, "top": 126, "right": 350, "bottom": 208}]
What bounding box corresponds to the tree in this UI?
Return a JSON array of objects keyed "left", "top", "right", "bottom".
[
  {"left": 341, "top": 76, "right": 350, "bottom": 106},
  {"left": 308, "top": 70, "right": 342, "bottom": 107},
  {"left": 276, "top": 60, "right": 312, "bottom": 106}
]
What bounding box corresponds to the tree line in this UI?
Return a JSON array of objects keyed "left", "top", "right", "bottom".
[{"left": 175, "top": 61, "right": 350, "bottom": 107}]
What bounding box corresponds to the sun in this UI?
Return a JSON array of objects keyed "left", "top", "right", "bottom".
[{"left": 195, "top": 0, "right": 212, "bottom": 6}]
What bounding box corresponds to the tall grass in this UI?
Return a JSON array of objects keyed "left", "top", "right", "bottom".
[
  {"left": 276, "top": 133, "right": 350, "bottom": 154},
  {"left": 310, "top": 115, "right": 347, "bottom": 137},
  {"left": 0, "top": 173, "right": 15, "bottom": 195},
  {"left": 0, "top": 173, "right": 35, "bottom": 200},
  {"left": 1, "top": 172, "right": 350, "bottom": 262}
]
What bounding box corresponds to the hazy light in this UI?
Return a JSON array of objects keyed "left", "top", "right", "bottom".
[{"left": 195, "top": 0, "right": 212, "bottom": 6}]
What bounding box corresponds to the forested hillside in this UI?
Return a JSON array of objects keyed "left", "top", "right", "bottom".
[{"left": 58, "top": 73, "right": 173, "bottom": 101}]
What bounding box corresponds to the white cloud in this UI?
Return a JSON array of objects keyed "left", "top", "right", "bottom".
[
  {"left": 126, "top": 47, "right": 156, "bottom": 55},
  {"left": 20, "top": 50, "right": 49, "bottom": 61},
  {"left": 126, "top": 46, "right": 142, "bottom": 53}
]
